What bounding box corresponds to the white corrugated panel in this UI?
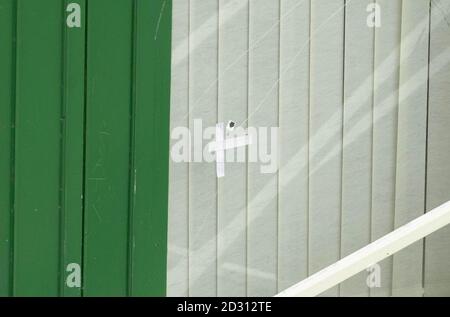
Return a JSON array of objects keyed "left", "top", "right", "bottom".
[{"left": 168, "top": 0, "right": 450, "bottom": 297}]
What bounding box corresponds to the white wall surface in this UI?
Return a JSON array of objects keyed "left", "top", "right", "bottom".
[{"left": 168, "top": 0, "right": 450, "bottom": 297}]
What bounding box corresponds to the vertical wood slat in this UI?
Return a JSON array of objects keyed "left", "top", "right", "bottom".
[
  {"left": 340, "top": 0, "right": 374, "bottom": 297},
  {"left": 130, "top": 0, "right": 172, "bottom": 297},
  {"left": 392, "top": 0, "right": 430, "bottom": 297},
  {"left": 278, "top": 0, "right": 309, "bottom": 292},
  {"left": 83, "top": 0, "right": 133, "bottom": 296},
  {"left": 61, "top": 0, "right": 86, "bottom": 297},
  {"left": 188, "top": 0, "right": 218, "bottom": 296},
  {"left": 13, "top": 0, "right": 63, "bottom": 296},
  {"left": 247, "top": 0, "right": 279, "bottom": 297},
  {"left": 308, "top": 0, "right": 344, "bottom": 297},
  {"left": 0, "top": 0, "right": 16, "bottom": 297},
  {"left": 370, "top": 0, "right": 401, "bottom": 297},
  {"left": 425, "top": 0, "right": 450, "bottom": 297},
  {"left": 217, "top": 0, "right": 248, "bottom": 297},
  {"left": 168, "top": 0, "right": 190, "bottom": 297}
]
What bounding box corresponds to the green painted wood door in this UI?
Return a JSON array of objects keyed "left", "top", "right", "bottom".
[{"left": 0, "top": 0, "right": 172, "bottom": 297}]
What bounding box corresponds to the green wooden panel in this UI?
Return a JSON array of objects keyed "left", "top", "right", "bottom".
[
  {"left": 61, "top": 0, "right": 86, "bottom": 297},
  {"left": 0, "top": 0, "right": 171, "bottom": 297},
  {"left": 0, "top": 0, "right": 16, "bottom": 297},
  {"left": 83, "top": 0, "right": 134, "bottom": 296},
  {"left": 13, "top": 0, "right": 63, "bottom": 296},
  {"left": 130, "top": 0, "right": 172, "bottom": 296}
]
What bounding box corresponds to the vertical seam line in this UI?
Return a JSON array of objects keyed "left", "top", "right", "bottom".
[
  {"left": 245, "top": 0, "right": 251, "bottom": 297},
  {"left": 369, "top": 0, "right": 377, "bottom": 298},
  {"left": 306, "top": 0, "right": 312, "bottom": 279},
  {"left": 10, "top": 0, "right": 18, "bottom": 297},
  {"left": 127, "top": 0, "right": 138, "bottom": 297},
  {"left": 59, "top": 0, "right": 69, "bottom": 296},
  {"left": 338, "top": 0, "right": 347, "bottom": 297},
  {"left": 422, "top": 0, "right": 433, "bottom": 296},
  {"left": 391, "top": 0, "right": 404, "bottom": 295},
  {"left": 187, "top": 0, "right": 191, "bottom": 298},
  {"left": 276, "top": 0, "right": 281, "bottom": 294},
  {"left": 216, "top": 0, "right": 220, "bottom": 297},
  {"left": 80, "top": 0, "right": 89, "bottom": 298}
]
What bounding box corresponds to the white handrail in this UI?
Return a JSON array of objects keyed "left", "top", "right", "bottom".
[{"left": 276, "top": 200, "right": 450, "bottom": 297}]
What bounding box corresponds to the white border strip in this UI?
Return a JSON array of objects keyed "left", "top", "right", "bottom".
[{"left": 276, "top": 200, "right": 450, "bottom": 297}]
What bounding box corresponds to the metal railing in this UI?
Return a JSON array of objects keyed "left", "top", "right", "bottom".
[{"left": 276, "top": 200, "right": 450, "bottom": 297}]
